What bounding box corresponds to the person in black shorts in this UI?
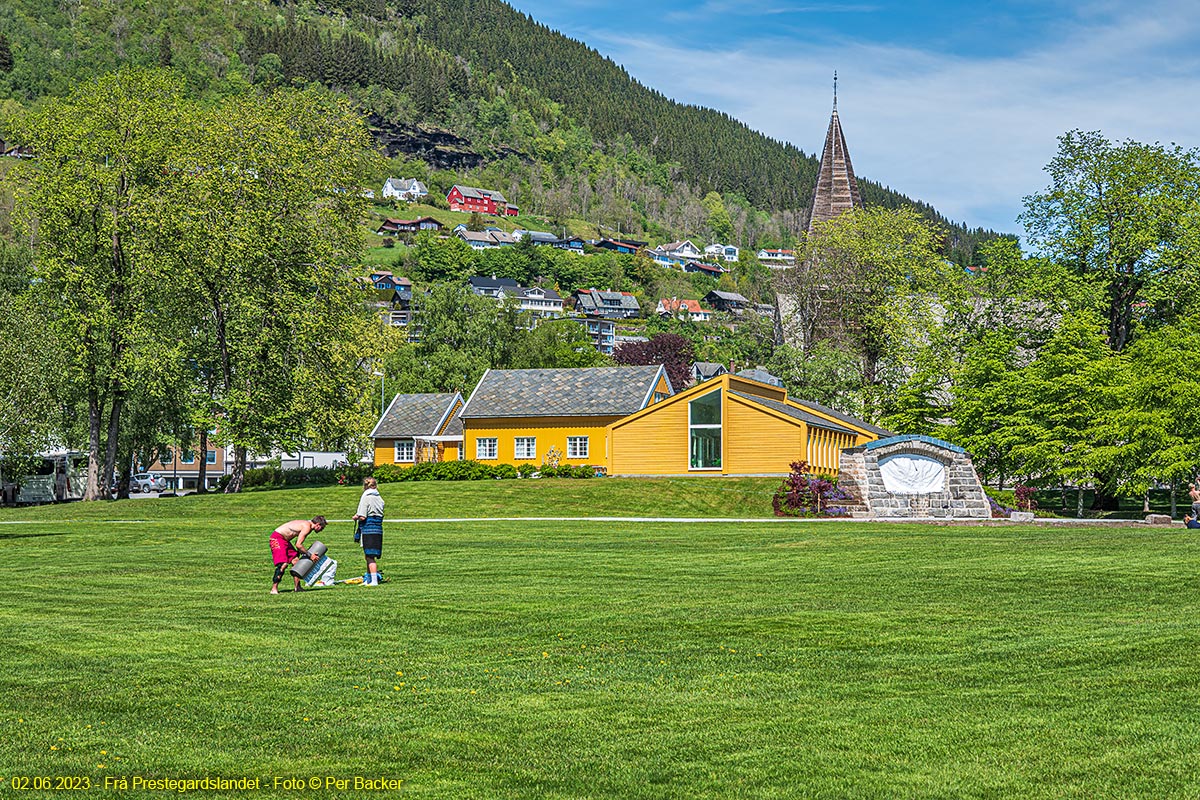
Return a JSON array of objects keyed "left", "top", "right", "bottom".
[{"left": 353, "top": 477, "right": 385, "bottom": 586}]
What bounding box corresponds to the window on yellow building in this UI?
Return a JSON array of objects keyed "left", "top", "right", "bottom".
[
  {"left": 689, "top": 389, "right": 722, "bottom": 469},
  {"left": 514, "top": 437, "right": 536, "bottom": 460},
  {"left": 477, "top": 438, "right": 498, "bottom": 460},
  {"left": 567, "top": 436, "right": 589, "bottom": 459},
  {"left": 394, "top": 440, "right": 415, "bottom": 463}
]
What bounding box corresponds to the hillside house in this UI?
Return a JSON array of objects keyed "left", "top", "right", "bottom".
[
  {"left": 447, "top": 185, "right": 511, "bottom": 216},
  {"left": 593, "top": 238, "right": 645, "bottom": 255},
  {"left": 705, "top": 243, "right": 740, "bottom": 262},
  {"left": 757, "top": 248, "right": 796, "bottom": 267},
  {"left": 382, "top": 178, "right": 429, "bottom": 202},
  {"left": 377, "top": 216, "right": 442, "bottom": 236},
  {"left": 469, "top": 277, "right": 563, "bottom": 318},
  {"left": 575, "top": 317, "right": 617, "bottom": 355},
  {"left": 691, "top": 361, "right": 728, "bottom": 384},
  {"left": 456, "top": 229, "right": 517, "bottom": 249},
  {"left": 662, "top": 240, "right": 702, "bottom": 259},
  {"left": 704, "top": 290, "right": 750, "bottom": 314},
  {"left": 371, "top": 393, "right": 465, "bottom": 466},
  {"left": 656, "top": 297, "right": 713, "bottom": 323},
  {"left": 682, "top": 260, "right": 725, "bottom": 277},
  {"left": 460, "top": 366, "right": 673, "bottom": 468},
  {"left": 572, "top": 288, "right": 641, "bottom": 319}
]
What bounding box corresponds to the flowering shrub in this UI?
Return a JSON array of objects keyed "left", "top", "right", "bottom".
[
  {"left": 772, "top": 461, "right": 852, "bottom": 517},
  {"left": 987, "top": 494, "right": 1016, "bottom": 518},
  {"left": 1014, "top": 484, "right": 1039, "bottom": 512}
]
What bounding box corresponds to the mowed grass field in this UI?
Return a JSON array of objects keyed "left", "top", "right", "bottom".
[{"left": 1, "top": 479, "right": 1198, "bottom": 798}]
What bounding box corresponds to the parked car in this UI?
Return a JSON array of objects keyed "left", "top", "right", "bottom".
[{"left": 131, "top": 473, "right": 168, "bottom": 493}]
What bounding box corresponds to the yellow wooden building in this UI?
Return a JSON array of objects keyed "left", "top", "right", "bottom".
[
  {"left": 371, "top": 392, "right": 464, "bottom": 467},
  {"left": 607, "top": 373, "right": 887, "bottom": 476},
  {"left": 459, "top": 366, "right": 672, "bottom": 467}
]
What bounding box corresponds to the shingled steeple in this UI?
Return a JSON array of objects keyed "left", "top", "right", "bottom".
[{"left": 806, "top": 73, "right": 862, "bottom": 236}]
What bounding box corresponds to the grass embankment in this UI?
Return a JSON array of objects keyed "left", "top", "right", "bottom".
[{"left": 1, "top": 480, "right": 1198, "bottom": 798}]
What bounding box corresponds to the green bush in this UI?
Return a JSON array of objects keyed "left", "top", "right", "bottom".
[
  {"left": 537, "top": 464, "right": 595, "bottom": 479},
  {"left": 372, "top": 460, "right": 520, "bottom": 482},
  {"left": 215, "top": 464, "right": 375, "bottom": 491},
  {"left": 517, "top": 463, "right": 537, "bottom": 478}
]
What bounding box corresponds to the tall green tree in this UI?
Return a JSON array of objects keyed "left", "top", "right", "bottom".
[
  {"left": 151, "top": 88, "right": 380, "bottom": 492},
  {"left": 1020, "top": 130, "right": 1200, "bottom": 352},
  {"left": 777, "top": 206, "right": 960, "bottom": 421},
  {"left": 15, "top": 68, "right": 183, "bottom": 500}
]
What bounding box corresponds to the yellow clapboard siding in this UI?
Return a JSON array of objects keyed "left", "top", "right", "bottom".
[
  {"left": 725, "top": 394, "right": 807, "bottom": 474},
  {"left": 464, "top": 416, "right": 618, "bottom": 466},
  {"left": 609, "top": 394, "right": 691, "bottom": 474}
]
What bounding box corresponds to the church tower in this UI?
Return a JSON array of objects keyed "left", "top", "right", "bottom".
[{"left": 806, "top": 73, "right": 862, "bottom": 236}]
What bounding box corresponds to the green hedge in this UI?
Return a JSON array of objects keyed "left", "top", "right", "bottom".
[
  {"left": 216, "top": 464, "right": 374, "bottom": 491},
  {"left": 374, "top": 460, "right": 518, "bottom": 482},
  {"left": 216, "top": 460, "right": 598, "bottom": 491}
]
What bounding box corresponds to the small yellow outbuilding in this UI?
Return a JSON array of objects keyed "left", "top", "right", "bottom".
[{"left": 607, "top": 373, "right": 887, "bottom": 476}]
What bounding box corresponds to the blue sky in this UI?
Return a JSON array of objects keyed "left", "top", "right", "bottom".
[{"left": 508, "top": 0, "right": 1200, "bottom": 236}]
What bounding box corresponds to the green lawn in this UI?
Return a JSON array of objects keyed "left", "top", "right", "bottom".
[{"left": 2, "top": 481, "right": 1198, "bottom": 798}]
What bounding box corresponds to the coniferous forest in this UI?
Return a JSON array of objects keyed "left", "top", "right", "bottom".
[{"left": 0, "top": 0, "right": 1002, "bottom": 263}]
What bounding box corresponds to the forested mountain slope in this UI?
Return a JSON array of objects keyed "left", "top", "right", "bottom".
[{"left": 0, "top": 0, "right": 1003, "bottom": 261}]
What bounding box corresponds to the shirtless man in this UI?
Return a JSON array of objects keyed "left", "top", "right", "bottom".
[
  {"left": 269, "top": 516, "right": 327, "bottom": 594},
  {"left": 1189, "top": 483, "right": 1200, "bottom": 522}
]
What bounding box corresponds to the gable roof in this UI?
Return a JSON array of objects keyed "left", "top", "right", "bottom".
[
  {"left": 729, "top": 391, "right": 855, "bottom": 434},
  {"left": 691, "top": 361, "right": 727, "bottom": 381},
  {"left": 371, "top": 393, "right": 464, "bottom": 439},
  {"left": 451, "top": 184, "right": 508, "bottom": 204},
  {"left": 658, "top": 297, "right": 711, "bottom": 315},
  {"left": 705, "top": 290, "right": 749, "bottom": 304},
  {"left": 460, "top": 366, "right": 670, "bottom": 419}
]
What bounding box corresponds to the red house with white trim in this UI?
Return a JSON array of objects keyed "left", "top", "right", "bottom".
[{"left": 447, "top": 185, "right": 511, "bottom": 216}]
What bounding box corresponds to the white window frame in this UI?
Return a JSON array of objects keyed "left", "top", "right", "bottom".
[
  {"left": 394, "top": 439, "right": 415, "bottom": 463},
  {"left": 688, "top": 389, "right": 723, "bottom": 471},
  {"left": 567, "top": 436, "right": 589, "bottom": 459},
  {"left": 476, "top": 437, "right": 498, "bottom": 460},
  {"left": 205, "top": 450, "right": 217, "bottom": 464},
  {"left": 514, "top": 437, "right": 537, "bottom": 460},
  {"left": 181, "top": 450, "right": 196, "bottom": 464}
]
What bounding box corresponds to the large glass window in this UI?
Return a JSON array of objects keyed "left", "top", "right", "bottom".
[
  {"left": 689, "top": 390, "right": 722, "bottom": 470},
  {"left": 476, "top": 438, "right": 498, "bottom": 460},
  {"left": 514, "top": 437, "right": 537, "bottom": 460},
  {"left": 394, "top": 440, "right": 415, "bottom": 463},
  {"left": 181, "top": 450, "right": 196, "bottom": 464},
  {"left": 567, "top": 436, "right": 589, "bottom": 459},
  {"left": 205, "top": 450, "right": 217, "bottom": 464}
]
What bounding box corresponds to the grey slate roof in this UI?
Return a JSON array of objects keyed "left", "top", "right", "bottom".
[
  {"left": 791, "top": 397, "right": 893, "bottom": 438},
  {"left": 730, "top": 391, "right": 856, "bottom": 434},
  {"left": 461, "top": 366, "right": 667, "bottom": 419},
  {"left": 691, "top": 361, "right": 727, "bottom": 382},
  {"left": 371, "top": 393, "right": 463, "bottom": 438}
]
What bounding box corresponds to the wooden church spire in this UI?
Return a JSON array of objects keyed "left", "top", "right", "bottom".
[{"left": 807, "top": 72, "right": 862, "bottom": 236}]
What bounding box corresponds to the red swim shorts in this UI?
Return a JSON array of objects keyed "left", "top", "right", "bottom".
[{"left": 270, "top": 531, "right": 298, "bottom": 565}]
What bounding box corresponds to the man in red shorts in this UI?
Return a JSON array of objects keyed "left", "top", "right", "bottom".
[{"left": 269, "top": 516, "right": 327, "bottom": 594}]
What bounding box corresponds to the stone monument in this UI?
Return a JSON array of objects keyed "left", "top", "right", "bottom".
[{"left": 838, "top": 435, "right": 990, "bottom": 519}]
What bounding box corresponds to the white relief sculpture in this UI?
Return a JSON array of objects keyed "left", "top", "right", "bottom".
[{"left": 878, "top": 454, "right": 945, "bottom": 495}]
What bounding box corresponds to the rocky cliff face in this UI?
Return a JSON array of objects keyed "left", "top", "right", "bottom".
[{"left": 368, "top": 115, "right": 523, "bottom": 171}]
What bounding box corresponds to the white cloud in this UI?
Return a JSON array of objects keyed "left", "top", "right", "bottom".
[{"left": 580, "top": 1, "right": 1200, "bottom": 235}]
